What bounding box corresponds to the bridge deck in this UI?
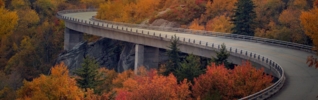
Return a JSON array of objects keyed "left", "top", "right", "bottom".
[{"left": 63, "top": 12, "right": 318, "bottom": 100}]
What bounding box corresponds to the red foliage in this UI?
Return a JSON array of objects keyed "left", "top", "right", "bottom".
[{"left": 192, "top": 61, "right": 273, "bottom": 99}]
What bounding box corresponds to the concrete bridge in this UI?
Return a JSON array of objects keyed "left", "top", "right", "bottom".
[{"left": 57, "top": 9, "right": 318, "bottom": 100}]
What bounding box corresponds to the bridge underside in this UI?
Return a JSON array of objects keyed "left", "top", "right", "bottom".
[{"left": 63, "top": 22, "right": 278, "bottom": 77}]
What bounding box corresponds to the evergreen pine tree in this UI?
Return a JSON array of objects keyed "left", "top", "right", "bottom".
[
  {"left": 175, "top": 54, "right": 203, "bottom": 83},
  {"left": 74, "top": 56, "right": 102, "bottom": 92},
  {"left": 211, "top": 43, "right": 230, "bottom": 68},
  {"left": 231, "top": 0, "right": 256, "bottom": 36},
  {"left": 164, "top": 35, "right": 181, "bottom": 76}
]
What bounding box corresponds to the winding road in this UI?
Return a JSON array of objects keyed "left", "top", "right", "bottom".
[{"left": 61, "top": 11, "right": 318, "bottom": 100}]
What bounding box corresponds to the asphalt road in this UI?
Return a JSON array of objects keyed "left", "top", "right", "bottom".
[{"left": 63, "top": 12, "right": 318, "bottom": 100}]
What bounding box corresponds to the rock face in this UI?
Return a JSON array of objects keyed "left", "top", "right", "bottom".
[
  {"left": 151, "top": 19, "right": 180, "bottom": 28},
  {"left": 56, "top": 38, "right": 125, "bottom": 72},
  {"left": 56, "top": 38, "right": 169, "bottom": 73}
]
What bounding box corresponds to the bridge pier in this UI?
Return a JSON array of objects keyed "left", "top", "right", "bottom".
[
  {"left": 134, "top": 44, "right": 159, "bottom": 74},
  {"left": 134, "top": 44, "right": 144, "bottom": 74},
  {"left": 64, "top": 28, "right": 83, "bottom": 50}
]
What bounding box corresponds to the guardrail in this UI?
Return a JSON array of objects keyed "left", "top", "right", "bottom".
[
  {"left": 57, "top": 9, "right": 285, "bottom": 100},
  {"left": 57, "top": 9, "right": 315, "bottom": 54}
]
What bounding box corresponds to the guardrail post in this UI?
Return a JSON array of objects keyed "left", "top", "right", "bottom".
[
  {"left": 183, "top": 38, "right": 185, "bottom": 42},
  {"left": 148, "top": 31, "right": 149, "bottom": 35},
  {"left": 189, "top": 39, "right": 190, "bottom": 42},
  {"left": 193, "top": 40, "right": 195, "bottom": 43},
  {"left": 159, "top": 33, "right": 161, "bottom": 37},
  {"left": 245, "top": 51, "right": 248, "bottom": 56},
  {"left": 206, "top": 42, "right": 208, "bottom": 46},
  {"left": 262, "top": 57, "right": 264, "bottom": 61},
  {"left": 266, "top": 58, "right": 268, "bottom": 63},
  {"left": 153, "top": 32, "right": 155, "bottom": 36},
  {"left": 130, "top": 28, "right": 132, "bottom": 32},
  {"left": 240, "top": 50, "right": 242, "bottom": 54},
  {"left": 199, "top": 41, "right": 201, "bottom": 44},
  {"left": 250, "top": 53, "right": 252, "bottom": 57},
  {"left": 235, "top": 49, "right": 237, "bottom": 53},
  {"left": 165, "top": 35, "right": 167, "bottom": 38},
  {"left": 212, "top": 43, "right": 214, "bottom": 48},
  {"left": 136, "top": 29, "right": 138, "bottom": 33}
]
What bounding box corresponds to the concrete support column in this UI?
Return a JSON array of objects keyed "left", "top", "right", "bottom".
[
  {"left": 134, "top": 44, "right": 144, "bottom": 74},
  {"left": 64, "top": 28, "right": 83, "bottom": 50},
  {"left": 144, "top": 46, "right": 159, "bottom": 69}
]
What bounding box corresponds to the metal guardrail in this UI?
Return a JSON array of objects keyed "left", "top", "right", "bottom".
[
  {"left": 57, "top": 9, "right": 315, "bottom": 54},
  {"left": 57, "top": 9, "right": 286, "bottom": 100}
]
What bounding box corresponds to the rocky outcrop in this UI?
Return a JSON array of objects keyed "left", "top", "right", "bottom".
[
  {"left": 56, "top": 38, "right": 169, "bottom": 73},
  {"left": 151, "top": 19, "right": 180, "bottom": 28},
  {"left": 56, "top": 38, "right": 125, "bottom": 72}
]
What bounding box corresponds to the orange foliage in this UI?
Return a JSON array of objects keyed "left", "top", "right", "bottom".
[
  {"left": 97, "top": 0, "right": 161, "bottom": 23},
  {"left": 0, "top": 0, "right": 3, "bottom": 7},
  {"left": 112, "top": 70, "right": 134, "bottom": 89},
  {"left": 189, "top": 18, "right": 205, "bottom": 30},
  {"left": 206, "top": 15, "right": 233, "bottom": 33},
  {"left": 192, "top": 61, "right": 273, "bottom": 99},
  {"left": 16, "top": 63, "right": 84, "bottom": 100},
  {"left": 300, "top": 7, "right": 318, "bottom": 51},
  {"left": 115, "top": 70, "right": 191, "bottom": 100}
]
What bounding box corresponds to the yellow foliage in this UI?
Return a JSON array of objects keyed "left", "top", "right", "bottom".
[
  {"left": 10, "top": 0, "right": 29, "bottom": 9},
  {"left": 189, "top": 19, "right": 205, "bottom": 30},
  {"left": 80, "top": 0, "right": 105, "bottom": 8},
  {"left": 0, "top": 7, "right": 18, "bottom": 38},
  {"left": 206, "top": 15, "right": 233, "bottom": 33},
  {"left": 16, "top": 63, "right": 84, "bottom": 100},
  {"left": 17, "top": 8, "right": 40, "bottom": 28},
  {"left": 204, "top": 0, "right": 237, "bottom": 18},
  {"left": 97, "top": 0, "right": 161, "bottom": 23}
]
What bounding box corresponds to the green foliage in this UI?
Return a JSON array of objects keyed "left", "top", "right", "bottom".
[
  {"left": 211, "top": 43, "right": 230, "bottom": 68},
  {"left": 231, "top": 0, "right": 256, "bottom": 36},
  {"left": 164, "top": 35, "right": 181, "bottom": 76},
  {"left": 74, "top": 57, "right": 103, "bottom": 92},
  {"left": 175, "top": 54, "right": 203, "bottom": 83}
]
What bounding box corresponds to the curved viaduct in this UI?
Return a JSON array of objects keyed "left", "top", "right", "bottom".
[{"left": 57, "top": 10, "right": 318, "bottom": 100}]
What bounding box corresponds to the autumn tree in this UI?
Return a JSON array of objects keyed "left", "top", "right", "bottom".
[
  {"left": 0, "top": 7, "right": 18, "bottom": 68},
  {"left": 189, "top": 18, "right": 205, "bottom": 30},
  {"left": 16, "top": 63, "right": 84, "bottom": 100},
  {"left": 81, "top": 0, "right": 105, "bottom": 8},
  {"left": 0, "top": 7, "right": 18, "bottom": 38},
  {"left": 231, "top": 0, "right": 256, "bottom": 36},
  {"left": 192, "top": 61, "right": 272, "bottom": 99},
  {"left": 164, "top": 35, "right": 181, "bottom": 76},
  {"left": 231, "top": 61, "right": 273, "bottom": 97},
  {"left": 95, "top": 68, "right": 117, "bottom": 94},
  {"left": 301, "top": 0, "right": 318, "bottom": 68},
  {"left": 175, "top": 54, "right": 203, "bottom": 82},
  {"left": 115, "top": 70, "right": 191, "bottom": 99},
  {"left": 206, "top": 15, "right": 233, "bottom": 33},
  {"left": 74, "top": 57, "right": 103, "bottom": 92}
]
